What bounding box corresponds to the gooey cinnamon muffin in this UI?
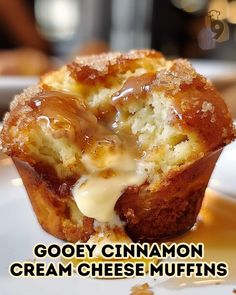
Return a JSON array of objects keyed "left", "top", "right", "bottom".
[{"left": 1, "top": 50, "right": 235, "bottom": 242}]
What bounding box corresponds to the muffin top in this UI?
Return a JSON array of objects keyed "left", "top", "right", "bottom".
[{"left": 1, "top": 50, "right": 235, "bottom": 207}]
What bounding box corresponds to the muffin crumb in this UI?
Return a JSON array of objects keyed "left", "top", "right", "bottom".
[{"left": 130, "top": 283, "right": 154, "bottom": 295}]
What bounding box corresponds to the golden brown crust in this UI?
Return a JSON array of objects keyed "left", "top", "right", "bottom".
[
  {"left": 1, "top": 49, "right": 235, "bottom": 243},
  {"left": 153, "top": 60, "right": 234, "bottom": 150},
  {"left": 115, "top": 149, "right": 222, "bottom": 241},
  {"left": 68, "top": 49, "right": 163, "bottom": 85},
  {"left": 1, "top": 86, "right": 43, "bottom": 156},
  {"left": 14, "top": 158, "right": 94, "bottom": 242}
]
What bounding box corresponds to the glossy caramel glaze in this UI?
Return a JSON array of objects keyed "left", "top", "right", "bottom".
[
  {"left": 5, "top": 89, "right": 119, "bottom": 153},
  {"left": 112, "top": 73, "right": 156, "bottom": 106},
  {"left": 1, "top": 88, "right": 122, "bottom": 197}
]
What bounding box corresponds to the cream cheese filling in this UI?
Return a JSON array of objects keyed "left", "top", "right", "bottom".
[{"left": 72, "top": 151, "right": 147, "bottom": 223}]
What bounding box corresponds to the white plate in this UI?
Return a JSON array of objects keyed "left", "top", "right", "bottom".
[
  {"left": 0, "top": 76, "right": 38, "bottom": 108},
  {"left": 209, "top": 120, "right": 236, "bottom": 195},
  {"left": 0, "top": 141, "right": 236, "bottom": 294},
  {"left": 209, "top": 140, "right": 236, "bottom": 197},
  {"left": 191, "top": 59, "right": 236, "bottom": 87}
]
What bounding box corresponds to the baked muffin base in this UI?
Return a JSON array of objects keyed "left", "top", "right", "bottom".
[{"left": 13, "top": 148, "right": 222, "bottom": 242}]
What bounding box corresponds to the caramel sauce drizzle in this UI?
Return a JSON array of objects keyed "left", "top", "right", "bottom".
[
  {"left": 160, "top": 189, "right": 236, "bottom": 288},
  {"left": 112, "top": 73, "right": 156, "bottom": 106},
  {"left": 28, "top": 90, "right": 120, "bottom": 153}
]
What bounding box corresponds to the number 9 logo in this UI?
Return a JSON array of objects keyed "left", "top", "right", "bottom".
[
  {"left": 207, "top": 10, "right": 225, "bottom": 41},
  {"left": 210, "top": 19, "right": 224, "bottom": 40}
]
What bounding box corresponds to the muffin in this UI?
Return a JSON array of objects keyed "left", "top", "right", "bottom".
[
  {"left": 0, "top": 48, "right": 51, "bottom": 76},
  {"left": 1, "top": 50, "right": 235, "bottom": 242}
]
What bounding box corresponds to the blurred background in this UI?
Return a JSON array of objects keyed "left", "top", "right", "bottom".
[{"left": 0, "top": 0, "right": 236, "bottom": 119}]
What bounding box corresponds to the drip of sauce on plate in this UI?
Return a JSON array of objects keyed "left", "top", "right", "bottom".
[
  {"left": 65, "top": 188, "right": 236, "bottom": 289},
  {"left": 160, "top": 188, "right": 236, "bottom": 288}
]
